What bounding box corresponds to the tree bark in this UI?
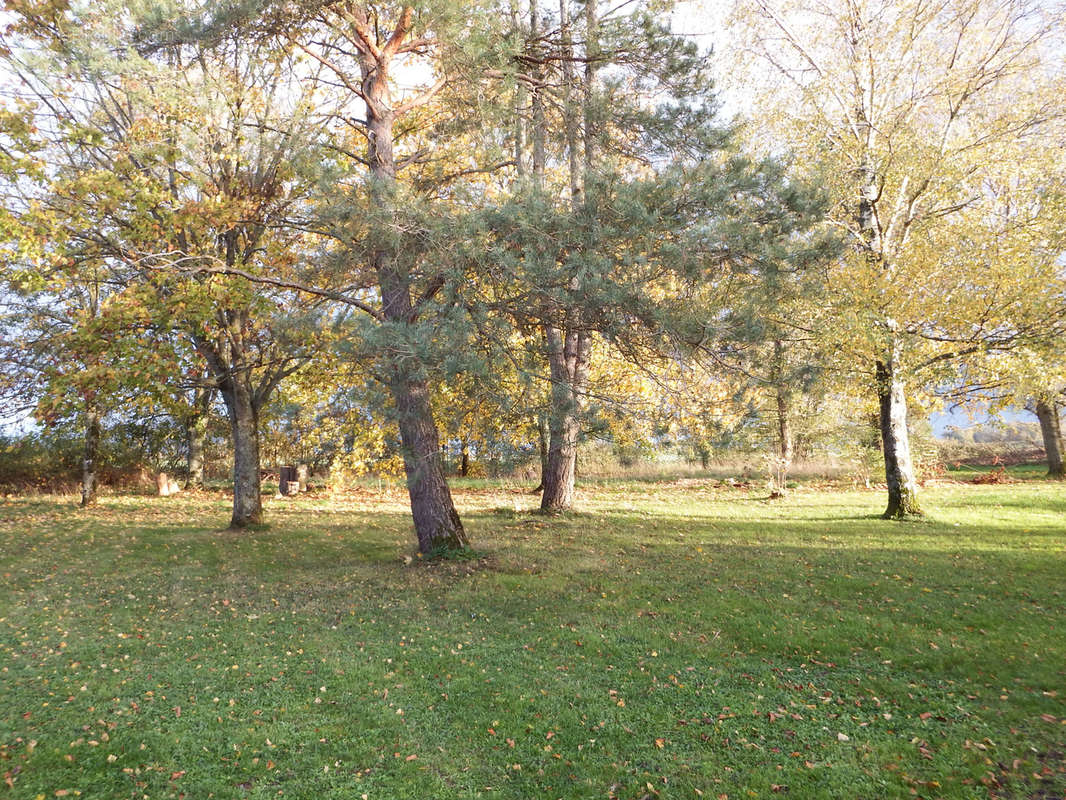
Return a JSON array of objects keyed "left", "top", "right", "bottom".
[
  {"left": 540, "top": 0, "right": 595, "bottom": 513},
  {"left": 358, "top": 13, "right": 467, "bottom": 552},
  {"left": 529, "top": 0, "right": 545, "bottom": 187},
  {"left": 1034, "top": 398, "right": 1065, "bottom": 478},
  {"left": 772, "top": 340, "right": 794, "bottom": 480},
  {"left": 185, "top": 388, "right": 210, "bottom": 490},
  {"left": 541, "top": 326, "right": 590, "bottom": 511},
  {"left": 876, "top": 359, "right": 921, "bottom": 519},
  {"left": 390, "top": 371, "right": 467, "bottom": 551},
  {"left": 80, "top": 400, "right": 100, "bottom": 507},
  {"left": 776, "top": 388, "right": 793, "bottom": 465},
  {"left": 459, "top": 439, "right": 470, "bottom": 477},
  {"left": 221, "top": 383, "right": 263, "bottom": 528}
]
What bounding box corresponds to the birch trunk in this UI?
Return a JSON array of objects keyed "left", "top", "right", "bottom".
[{"left": 876, "top": 359, "right": 921, "bottom": 519}]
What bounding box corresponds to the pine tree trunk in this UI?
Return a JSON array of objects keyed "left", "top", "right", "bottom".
[
  {"left": 541, "top": 326, "right": 590, "bottom": 512},
  {"left": 876, "top": 359, "right": 922, "bottom": 519},
  {"left": 773, "top": 340, "right": 794, "bottom": 481},
  {"left": 360, "top": 23, "right": 467, "bottom": 553},
  {"left": 529, "top": 0, "right": 545, "bottom": 186},
  {"left": 532, "top": 412, "right": 549, "bottom": 490},
  {"left": 540, "top": 0, "right": 595, "bottom": 513},
  {"left": 185, "top": 388, "right": 210, "bottom": 490},
  {"left": 222, "top": 384, "right": 262, "bottom": 528},
  {"left": 777, "top": 389, "right": 794, "bottom": 466},
  {"left": 1034, "top": 399, "right": 1065, "bottom": 478},
  {"left": 390, "top": 372, "right": 467, "bottom": 552},
  {"left": 80, "top": 401, "right": 100, "bottom": 507}
]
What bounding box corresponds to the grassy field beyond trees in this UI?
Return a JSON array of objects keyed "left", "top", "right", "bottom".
[{"left": 1, "top": 479, "right": 1064, "bottom": 799}]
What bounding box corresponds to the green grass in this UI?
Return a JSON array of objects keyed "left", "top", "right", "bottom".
[
  {"left": 1, "top": 481, "right": 1063, "bottom": 799},
  {"left": 943, "top": 462, "right": 1054, "bottom": 482}
]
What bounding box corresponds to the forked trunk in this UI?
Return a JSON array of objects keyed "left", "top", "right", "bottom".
[
  {"left": 1034, "top": 398, "right": 1065, "bottom": 478},
  {"left": 80, "top": 401, "right": 101, "bottom": 507},
  {"left": 223, "top": 385, "right": 262, "bottom": 528},
  {"left": 876, "top": 360, "right": 921, "bottom": 519},
  {"left": 540, "top": 0, "right": 594, "bottom": 513}
]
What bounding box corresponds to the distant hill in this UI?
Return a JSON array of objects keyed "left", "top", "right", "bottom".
[
  {"left": 930, "top": 405, "right": 1038, "bottom": 443},
  {"left": 940, "top": 421, "right": 1042, "bottom": 447}
]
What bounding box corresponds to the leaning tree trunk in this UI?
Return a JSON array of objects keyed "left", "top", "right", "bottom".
[
  {"left": 185, "top": 388, "right": 210, "bottom": 490},
  {"left": 541, "top": 326, "right": 590, "bottom": 512},
  {"left": 360, "top": 28, "right": 467, "bottom": 553},
  {"left": 80, "top": 400, "right": 101, "bottom": 507},
  {"left": 876, "top": 359, "right": 921, "bottom": 519},
  {"left": 1034, "top": 398, "right": 1065, "bottom": 478},
  {"left": 390, "top": 371, "right": 467, "bottom": 552},
  {"left": 221, "top": 384, "right": 262, "bottom": 528}
]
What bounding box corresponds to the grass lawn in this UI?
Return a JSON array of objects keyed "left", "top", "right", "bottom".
[{"left": 1, "top": 478, "right": 1063, "bottom": 799}]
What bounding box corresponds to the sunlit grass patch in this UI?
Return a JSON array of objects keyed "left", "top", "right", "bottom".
[{"left": 1, "top": 482, "right": 1063, "bottom": 798}]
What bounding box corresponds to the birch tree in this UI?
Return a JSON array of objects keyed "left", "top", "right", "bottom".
[{"left": 730, "top": 0, "right": 1066, "bottom": 517}]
